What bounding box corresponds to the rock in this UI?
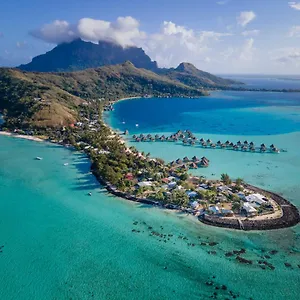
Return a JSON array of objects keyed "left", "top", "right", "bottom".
[
  {"left": 225, "top": 252, "right": 234, "bottom": 257},
  {"left": 209, "top": 242, "right": 218, "bottom": 246},
  {"left": 236, "top": 256, "right": 252, "bottom": 265},
  {"left": 208, "top": 251, "right": 217, "bottom": 255},
  {"left": 284, "top": 263, "right": 292, "bottom": 268},
  {"left": 221, "top": 285, "right": 227, "bottom": 291},
  {"left": 270, "top": 250, "right": 278, "bottom": 255}
]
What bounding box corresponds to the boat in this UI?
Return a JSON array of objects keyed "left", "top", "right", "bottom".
[
  {"left": 63, "top": 163, "right": 69, "bottom": 166},
  {"left": 88, "top": 192, "right": 92, "bottom": 196},
  {"left": 135, "top": 124, "right": 139, "bottom": 127},
  {"left": 35, "top": 157, "right": 43, "bottom": 160}
]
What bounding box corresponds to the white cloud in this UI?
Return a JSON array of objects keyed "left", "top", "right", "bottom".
[
  {"left": 288, "top": 26, "right": 300, "bottom": 37},
  {"left": 289, "top": 2, "right": 300, "bottom": 10},
  {"left": 242, "top": 29, "right": 260, "bottom": 36},
  {"left": 217, "top": 0, "right": 230, "bottom": 4},
  {"left": 30, "top": 17, "right": 145, "bottom": 47},
  {"left": 273, "top": 47, "right": 300, "bottom": 65},
  {"left": 239, "top": 38, "right": 255, "bottom": 61},
  {"left": 142, "top": 21, "right": 232, "bottom": 67},
  {"left": 237, "top": 11, "right": 256, "bottom": 27},
  {"left": 16, "top": 41, "right": 27, "bottom": 49},
  {"left": 30, "top": 20, "right": 77, "bottom": 44}
]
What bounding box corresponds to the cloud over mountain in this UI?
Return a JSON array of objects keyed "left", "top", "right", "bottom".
[{"left": 30, "top": 17, "right": 145, "bottom": 47}]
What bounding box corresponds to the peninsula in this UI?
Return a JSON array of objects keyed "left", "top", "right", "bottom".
[{"left": 0, "top": 65, "right": 299, "bottom": 231}]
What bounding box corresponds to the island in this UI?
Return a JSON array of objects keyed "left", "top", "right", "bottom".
[{"left": 0, "top": 64, "right": 299, "bottom": 231}]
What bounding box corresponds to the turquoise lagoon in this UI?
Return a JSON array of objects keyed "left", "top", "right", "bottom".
[{"left": 1, "top": 90, "right": 300, "bottom": 299}]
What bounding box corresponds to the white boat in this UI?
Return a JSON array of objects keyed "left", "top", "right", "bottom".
[
  {"left": 88, "top": 192, "right": 92, "bottom": 196},
  {"left": 135, "top": 124, "right": 139, "bottom": 127},
  {"left": 35, "top": 157, "right": 43, "bottom": 160},
  {"left": 63, "top": 163, "right": 69, "bottom": 166}
]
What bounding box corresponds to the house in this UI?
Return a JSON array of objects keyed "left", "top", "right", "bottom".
[
  {"left": 242, "top": 203, "right": 257, "bottom": 217},
  {"left": 221, "top": 209, "right": 234, "bottom": 216},
  {"left": 125, "top": 173, "right": 134, "bottom": 180},
  {"left": 237, "top": 192, "right": 246, "bottom": 200},
  {"left": 208, "top": 206, "right": 220, "bottom": 215},
  {"left": 190, "top": 201, "right": 199, "bottom": 209},
  {"left": 161, "top": 178, "right": 170, "bottom": 184},
  {"left": 245, "top": 193, "right": 268, "bottom": 205},
  {"left": 168, "top": 182, "right": 177, "bottom": 189},
  {"left": 187, "top": 191, "right": 198, "bottom": 198},
  {"left": 217, "top": 185, "right": 232, "bottom": 193},
  {"left": 199, "top": 183, "right": 209, "bottom": 189},
  {"left": 137, "top": 181, "right": 152, "bottom": 188}
]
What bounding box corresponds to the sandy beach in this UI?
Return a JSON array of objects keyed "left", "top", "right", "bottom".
[{"left": 0, "top": 131, "right": 45, "bottom": 142}]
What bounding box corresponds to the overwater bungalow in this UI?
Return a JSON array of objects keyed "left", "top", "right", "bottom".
[
  {"left": 201, "top": 156, "right": 210, "bottom": 163},
  {"left": 233, "top": 145, "right": 239, "bottom": 150},
  {"left": 183, "top": 156, "right": 190, "bottom": 162},
  {"left": 244, "top": 140, "right": 249, "bottom": 145},
  {"left": 237, "top": 141, "right": 242, "bottom": 146},
  {"left": 192, "top": 156, "right": 200, "bottom": 162},
  {"left": 159, "top": 135, "right": 166, "bottom": 141},
  {"left": 250, "top": 142, "right": 254, "bottom": 147},
  {"left": 189, "top": 162, "right": 198, "bottom": 169},
  {"left": 217, "top": 141, "right": 222, "bottom": 146},
  {"left": 135, "top": 137, "right": 141, "bottom": 142},
  {"left": 202, "top": 142, "right": 208, "bottom": 147},
  {"left": 221, "top": 143, "right": 226, "bottom": 148},
  {"left": 207, "top": 139, "right": 212, "bottom": 145},
  {"left": 170, "top": 161, "right": 177, "bottom": 167},
  {"left": 271, "top": 147, "right": 280, "bottom": 153},
  {"left": 260, "top": 144, "right": 267, "bottom": 152},
  {"left": 225, "top": 140, "right": 230, "bottom": 145},
  {"left": 229, "top": 142, "right": 234, "bottom": 148},
  {"left": 132, "top": 135, "right": 137, "bottom": 139},
  {"left": 124, "top": 130, "right": 129, "bottom": 135},
  {"left": 183, "top": 139, "right": 188, "bottom": 145},
  {"left": 155, "top": 134, "right": 160, "bottom": 140},
  {"left": 140, "top": 134, "right": 145, "bottom": 138},
  {"left": 250, "top": 146, "right": 256, "bottom": 152},
  {"left": 189, "top": 140, "right": 195, "bottom": 146},
  {"left": 211, "top": 143, "right": 216, "bottom": 148},
  {"left": 147, "top": 134, "right": 152, "bottom": 139},
  {"left": 176, "top": 159, "right": 183, "bottom": 165},
  {"left": 200, "top": 138, "right": 205, "bottom": 143},
  {"left": 242, "top": 145, "right": 248, "bottom": 151}
]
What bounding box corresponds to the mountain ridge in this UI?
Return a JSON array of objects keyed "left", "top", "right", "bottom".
[{"left": 17, "top": 39, "right": 240, "bottom": 87}]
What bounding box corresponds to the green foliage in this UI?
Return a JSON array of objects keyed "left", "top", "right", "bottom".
[{"left": 221, "top": 173, "right": 231, "bottom": 185}]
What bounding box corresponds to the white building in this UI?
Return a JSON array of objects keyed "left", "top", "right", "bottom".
[
  {"left": 208, "top": 206, "right": 220, "bottom": 214},
  {"left": 245, "top": 194, "right": 268, "bottom": 205},
  {"left": 137, "top": 181, "right": 152, "bottom": 188},
  {"left": 242, "top": 202, "right": 257, "bottom": 216}
]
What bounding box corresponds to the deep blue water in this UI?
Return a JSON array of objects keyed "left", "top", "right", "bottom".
[
  {"left": 222, "top": 75, "right": 300, "bottom": 90},
  {"left": 108, "top": 91, "right": 300, "bottom": 135}
]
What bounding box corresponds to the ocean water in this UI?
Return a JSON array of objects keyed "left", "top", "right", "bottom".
[
  {"left": 0, "top": 135, "right": 300, "bottom": 300},
  {"left": 1, "top": 76, "right": 300, "bottom": 299}
]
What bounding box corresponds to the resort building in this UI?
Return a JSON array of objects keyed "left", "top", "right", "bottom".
[
  {"left": 245, "top": 193, "right": 268, "bottom": 205},
  {"left": 242, "top": 203, "right": 258, "bottom": 217}
]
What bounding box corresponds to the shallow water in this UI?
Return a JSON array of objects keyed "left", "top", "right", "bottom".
[
  {"left": 1, "top": 87, "right": 300, "bottom": 299},
  {"left": 0, "top": 135, "right": 299, "bottom": 300}
]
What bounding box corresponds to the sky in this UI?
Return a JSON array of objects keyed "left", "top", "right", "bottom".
[{"left": 1, "top": 0, "right": 300, "bottom": 74}]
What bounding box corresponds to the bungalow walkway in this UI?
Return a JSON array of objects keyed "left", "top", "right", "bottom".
[{"left": 130, "top": 130, "right": 286, "bottom": 154}]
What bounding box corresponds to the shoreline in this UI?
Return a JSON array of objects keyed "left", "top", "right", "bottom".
[
  {"left": 0, "top": 131, "right": 45, "bottom": 142},
  {"left": 99, "top": 96, "right": 300, "bottom": 231},
  {"left": 2, "top": 96, "right": 299, "bottom": 231}
]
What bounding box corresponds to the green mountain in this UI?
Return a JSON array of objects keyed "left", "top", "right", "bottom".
[
  {"left": 0, "top": 62, "right": 206, "bottom": 128},
  {"left": 18, "top": 39, "right": 158, "bottom": 72},
  {"left": 161, "top": 62, "right": 239, "bottom": 88},
  {"left": 17, "top": 40, "right": 240, "bottom": 87}
]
